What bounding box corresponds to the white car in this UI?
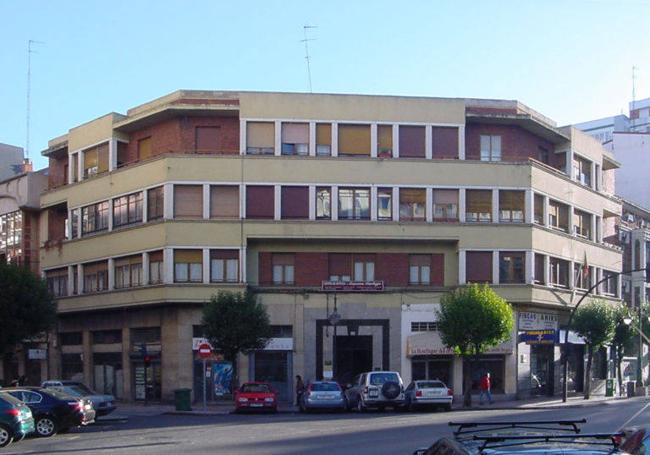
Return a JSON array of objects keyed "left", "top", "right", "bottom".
[
  {"left": 41, "top": 380, "right": 116, "bottom": 416},
  {"left": 404, "top": 380, "right": 453, "bottom": 411}
]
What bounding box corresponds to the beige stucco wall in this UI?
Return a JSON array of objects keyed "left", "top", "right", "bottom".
[{"left": 67, "top": 113, "right": 124, "bottom": 152}]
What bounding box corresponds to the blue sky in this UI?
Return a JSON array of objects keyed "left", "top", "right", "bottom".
[{"left": 1, "top": 0, "right": 649, "bottom": 170}]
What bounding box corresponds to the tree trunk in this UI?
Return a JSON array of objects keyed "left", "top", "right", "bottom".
[
  {"left": 617, "top": 349, "right": 624, "bottom": 396},
  {"left": 584, "top": 345, "right": 593, "bottom": 400}
]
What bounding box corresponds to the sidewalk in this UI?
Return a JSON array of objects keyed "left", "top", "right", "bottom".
[{"left": 452, "top": 394, "right": 644, "bottom": 411}]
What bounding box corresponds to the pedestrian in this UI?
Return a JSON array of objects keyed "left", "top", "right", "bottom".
[
  {"left": 295, "top": 375, "right": 305, "bottom": 406},
  {"left": 479, "top": 372, "right": 493, "bottom": 405}
]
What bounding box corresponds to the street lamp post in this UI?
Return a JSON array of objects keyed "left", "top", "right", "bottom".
[{"left": 328, "top": 293, "right": 341, "bottom": 381}]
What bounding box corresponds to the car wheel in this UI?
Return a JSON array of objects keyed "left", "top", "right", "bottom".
[
  {"left": 35, "top": 416, "right": 57, "bottom": 437},
  {"left": 0, "top": 425, "right": 13, "bottom": 448}
]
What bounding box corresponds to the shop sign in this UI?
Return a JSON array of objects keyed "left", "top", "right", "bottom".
[
  {"left": 264, "top": 338, "right": 293, "bottom": 351},
  {"left": 321, "top": 281, "right": 384, "bottom": 292},
  {"left": 521, "top": 330, "right": 556, "bottom": 345},
  {"left": 518, "top": 312, "right": 558, "bottom": 331},
  {"left": 406, "top": 331, "right": 513, "bottom": 357},
  {"left": 28, "top": 349, "right": 47, "bottom": 360}
]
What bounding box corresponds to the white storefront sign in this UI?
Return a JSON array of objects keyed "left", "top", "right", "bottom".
[
  {"left": 264, "top": 337, "right": 294, "bottom": 351},
  {"left": 518, "top": 312, "right": 558, "bottom": 331},
  {"left": 28, "top": 349, "right": 47, "bottom": 360}
]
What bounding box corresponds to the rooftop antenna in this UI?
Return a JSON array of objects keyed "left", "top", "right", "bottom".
[
  {"left": 631, "top": 65, "right": 638, "bottom": 130},
  {"left": 25, "top": 39, "right": 44, "bottom": 161},
  {"left": 301, "top": 25, "right": 317, "bottom": 93}
]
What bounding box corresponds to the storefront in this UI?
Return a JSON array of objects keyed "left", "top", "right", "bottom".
[
  {"left": 93, "top": 352, "right": 124, "bottom": 399},
  {"left": 249, "top": 337, "right": 293, "bottom": 402},
  {"left": 518, "top": 311, "right": 560, "bottom": 397},
  {"left": 130, "top": 327, "right": 162, "bottom": 401}
]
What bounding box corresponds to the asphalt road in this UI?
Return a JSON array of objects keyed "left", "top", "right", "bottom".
[{"left": 6, "top": 399, "right": 650, "bottom": 455}]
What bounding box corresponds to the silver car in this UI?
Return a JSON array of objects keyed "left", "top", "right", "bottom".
[
  {"left": 299, "top": 381, "right": 346, "bottom": 412},
  {"left": 404, "top": 380, "right": 453, "bottom": 411},
  {"left": 41, "top": 381, "right": 116, "bottom": 416}
]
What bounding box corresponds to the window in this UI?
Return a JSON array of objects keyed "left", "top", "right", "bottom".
[
  {"left": 499, "top": 191, "right": 524, "bottom": 223},
  {"left": 377, "top": 125, "right": 393, "bottom": 157},
  {"left": 195, "top": 126, "right": 220, "bottom": 151},
  {"left": 83, "top": 143, "right": 109, "bottom": 178},
  {"left": 0, "top": 211, "right": 23, "bottom": 265},
  {"left": 399, "top": 188, "right": 426, "bottom": 221},
  {"left": 281, "top": 186, "right": 309, "bottom": 219},
  {"left": 432, "top": 127, "right": 459, "bottom": 159},
  {"left": 114, "top": 255, "right": 143, "bottom": 289},
  {"left": 466, "top": 190, "right": 492, "bottom": 222},
  {"left": 272, "top": 254, "right": 294, "bottom": 285},
  {"left": 271, "top": 325, "right": 293, "bottom": 337},
  {"left": 46, "top": 268, "right": 68, "bottom": 297},
  {"left": 573, "top": 209, "right": 592, "bottom": 239},
  {"left": 548, "top": 200, "right": 569, "bottom": 232},
  {"left": 113, "top": 192, "right": 143, "bottom": 227},
  {"left": 281, "top": 123, "right": 309, "bottom": 156},
  {"left": 572, "top": 155, "right": 592, "bottom": 186},
  {"left": 117, "top": 141, "right": 129, "bottom": 167},
  {"left": 210, "top": 250, "right": 239, "bottom": 283},
  {"left": 328, "top": 253, "right": 351, "bottom": 282},
  {"left": 602, "top": 270, "right": 618, "bottom": 296},
  {"left": 549, "top": 257, "right": 569, "bottom": 288},
  {"left": 534, "top": 194, "right": 544, "bottom": 225},
  {"left": 92, "top": 330, "right": 122, "bottom": 344},
  {"left": 411, "top": 321, "right": 437, "bottom": 332},
  {"left": 466, "top": 251, "right": 493, "bottom": 283},
  {"left": 316, "top": 187, "right": 331, "bottom": 220},
  {"left": 60, "top": 332, "right": 82, "bottom": 345},
  {"left": 210, "top": 185, "right": 239, "bottom": 218},
  {"left": 147, "top": 186, "right": 164, "bottom": 220},
  {"left": 480, "top": 135, "right": 501, "bottom": 161},
  {"left": 338, "top": 124, "right": 370, "bottom": 156},
  {"left": 409, "top": 255, "right": 431, "bottom": 285},
  {"left": 70, "top": 154, "right": 78, "bottom": 182},
  {"left": 138, "top": 137, "right": 152, "bottom": 160},
  {"left": 246, "top": 186, "right": 275, "bottom": 219},
  {"left": 574, "top": 263, "right": 592, "bottom": 290},
  {"left": 353, "top": 255, "right": 375, "bottom": 281},
  {"left": 83, "top": 261, "right": 108, "bottom": 293},
  {"left": 246, "top": 122, "right": 274, "bottom": 155},
  {"left": 534, "top": 253, "right": 546, "bottom": 284},
  {"left": 499, "top": 252, "right": 525, "bottom": 284},
  {"left": 81, "top": 202, "right": 109, "bottom": 235},
  {"left": 432, "top": 189, "right": 458, "bottom": 221},
  {"left": 316, "top": 123, "right": 332, "bottom": 156},
  {"left": 174, "top": 249, "right": 203, "bottom": 283},
  {"left": 399, "top": 126, "right": 426, "bottom": 158},
  {"left": 174, "top": 185, "right": 203, "bottom": 218},
  {"left": 377, "top": 188, "right": 392, "bottom": 220},
  {"left": 538, "top": 146, "right": 550, "bottom": 164},
  {"left": 338, "top": 188, "right": 370, "bottom": 220},
  {"left": 149, "top": 251, "right": 163, "bottom": 284}
]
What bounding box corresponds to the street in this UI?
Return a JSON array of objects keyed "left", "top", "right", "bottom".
[{"left": 6, "top": 399, "right": 650, "bottom": 455}]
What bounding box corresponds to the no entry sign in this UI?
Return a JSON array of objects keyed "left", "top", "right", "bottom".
[{"left": 198, "top": 342, "right": 212, "bottom": 359}]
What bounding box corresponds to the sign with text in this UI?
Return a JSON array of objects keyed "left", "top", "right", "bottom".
[
  {"left": 518, "top": 312, "right": 558, "bottom": 331},
  {"left": 263, "top": 337, "right": 294, "bottom": 351},
  {"left": 28, "top": 349, "right": 47, "bottom": 360},
  {"left": 321, "top": 281, "right": 384, "bottom": 292},
  {"left": 521, "top": 330, "right": 557, "bottom": 345}
]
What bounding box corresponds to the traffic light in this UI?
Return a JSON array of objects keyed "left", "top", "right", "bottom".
[{"left": 144, "top": 355, "right": 151, "bottom": 365}]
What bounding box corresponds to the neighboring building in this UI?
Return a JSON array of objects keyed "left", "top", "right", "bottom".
[
  {"left": 39, "top": 90, "right": 622, "bottom": 402},
  {"left": 574, "top": 114, "right": 630, "bottom": 145},
  {"left": 0, "top": 163, "right": 49, "bottom": 386},
  {"left": 0, "top": 143, "right": 25, "bottom": 182}
]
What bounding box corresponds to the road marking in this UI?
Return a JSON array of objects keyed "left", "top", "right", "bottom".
[{"left": 618, "top": 400, "right": 650, "bottom": 431}]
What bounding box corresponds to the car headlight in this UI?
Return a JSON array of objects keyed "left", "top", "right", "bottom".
[
  {"left": 264, "top": 397, "right": 275, "bottom": 403},
  {"left": 238, "top": 397, "right": 248, "bottom": 402}
]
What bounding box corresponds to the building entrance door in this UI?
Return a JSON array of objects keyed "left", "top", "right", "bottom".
[{"left": 335, "top": 335, "right": 372, "bottom": 386}]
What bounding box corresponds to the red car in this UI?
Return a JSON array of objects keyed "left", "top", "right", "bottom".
[{"left": 234, "top": 382, "right": 278, "bottom": 413}]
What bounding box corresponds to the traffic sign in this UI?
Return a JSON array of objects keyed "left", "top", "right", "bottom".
[{"left": 198, "top": 342, "right": 212, "bottom": 359}]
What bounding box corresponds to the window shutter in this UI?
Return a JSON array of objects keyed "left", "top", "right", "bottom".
[
  {"left": 196, "top": 126, "right": 220, "bottom": 151},
  {"left": 398, "top": 126, "right": 426, "bottom": 158},
  {"left": 174, "top": 185, "right": 203, "bottom": 218},
  {"left": 282, "top": 123, "right": 309, "bottom": 144},
  {"left": 247, "top": 122, "right": 274, "bottom": 148},
  {"left": 281, "top": 186, "right": 309, "bottom": 219},
  {"left": 338, "top": 124, "right": 371, "bottom": 155},
  {"left": 432, "top": 127, "right": 459, "bottom": 159},
  {"left": 210, "top": 186, "right": 239, "bottom": 218},
  {"left": 174, "top": 249, "right": 202, "bottom": 263},
  {"left": 138, "top": 137, "right": 152, "bottom": 160},
  {"left": 466, "top": 251, "right": 493, "bottom": 283},
  {"left": 246, "top": 186, "right": 275, "bottom": 219}
]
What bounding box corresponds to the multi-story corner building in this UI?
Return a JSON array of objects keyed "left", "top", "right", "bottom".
[{"left": 39, "top": 91, "right": 622, "bottom": 402}]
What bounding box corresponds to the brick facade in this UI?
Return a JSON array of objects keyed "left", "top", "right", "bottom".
[{"left": 48, "top": 155, "right": 68, "bottom": 188}]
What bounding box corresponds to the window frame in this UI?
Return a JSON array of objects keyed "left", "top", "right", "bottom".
[{"left": 338, "top": 187, "right": 370, "bottom": 220}]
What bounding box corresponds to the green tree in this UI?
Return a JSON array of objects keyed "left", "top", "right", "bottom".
[
  {"left": 437, "top": 284, "right": 514, "bottom": 407},
  {"left": 201, "top": 291, "right": 272, "bottom": 392},
  {"left": 572, "top": 299, "right": 616, "bottom": 399},
  {"left": 611, "top": 305, "right": 635, "bottom": 395},
  {"left": 0, "top": 263, "right": 57, "bottom": 370}
]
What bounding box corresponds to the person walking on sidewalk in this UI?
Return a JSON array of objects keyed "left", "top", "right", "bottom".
[
  {"left": 479, "top": 372, "right": 493, "bottom": 405},
  {"left": 295, "top": 375, "right": 305, "bottom": 406}
]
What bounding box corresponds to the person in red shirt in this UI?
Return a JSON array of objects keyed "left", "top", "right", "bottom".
[{"left": 479, "top": 372, "right": 493, "bottom": 405}]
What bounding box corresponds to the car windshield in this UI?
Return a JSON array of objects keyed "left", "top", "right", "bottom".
[
  {"left": 63, "top": 386, "right": 88, "bottom": 396},
  {"left": 240, "top": 384, "right": 270, "bottom": 393},
  {"left": 44, "top": 389, "right": 78, "bottom": 400},
  {"left": 369, "top": 373, "right": 399, "bottom": 385},
  {"left": 417, "top": 381, "right": 446, "bottom": 389},
  {"left": 311, "top": 383, "right": 340, "bottom": 392}
]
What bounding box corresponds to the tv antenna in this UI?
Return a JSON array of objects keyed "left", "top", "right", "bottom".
[
  {"left": 25, "top": 39, "right": 45, "bottom": 160},
  {"left": 301, "top": 25, "right": 317, "bottom": 93}
]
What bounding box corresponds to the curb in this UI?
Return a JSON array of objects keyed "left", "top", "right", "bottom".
[
  {"left": 164, "top": 409, "right": 298, "bottom": 416},
  {"left": 451, "top": 397, "right": 639, "bottom": 412}
]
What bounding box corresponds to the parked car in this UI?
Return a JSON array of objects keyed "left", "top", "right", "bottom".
[
  {"left": 2, "top": 387, "right": 95, "bottom": 437},
  {"left": 299, "top": 381, "right": 347, "bottom": 412},
  {"left": 404, "top": 380, "right": 453, "bottom": 411},
  {"left": 0, "top": 392, "right": 34, "bottom": 448},
  {"left": 234, "top": 382, "right": 278, "bottom": 413},
  {"left": 345, "top": 371, "right": 405, "bottom": 412},
  {"left": 41, "top": 380, "right": 116, "bottom": 416}
]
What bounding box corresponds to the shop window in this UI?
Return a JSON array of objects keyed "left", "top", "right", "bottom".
[
  {"left": 316, "top": 123, "right": 332, "bottom": 156},
  {"left": 480, "top": 135, "right": 501, "bottom": 161},
  {"left": 464, "top": 356, "right": 504, "bottom": 393},
  {"left": 246, "top": 186, "right": 275, "bottom": 219},
  {"left": 148, "top": 251, "right": 163, "bottom": 284},
  {"left": 549, "top": 257, "right": 569, "bottom": 288},
  {"left": 466, "top": 190, "right": 492, "bottom": 223},
  {"left": 61, "top": 353, "right": 83, "bottom": 381},
  {"left": 353, "top": 255, "right": 375, "bottom": 281},
  {"left": 377, "top": 188, "right": 392, "bottom": 220},
  {"left": 432, "top": 127, "right": 459, "bottom": 159},
  {"left": 272, "top": 254, "right": 295, "bottom": 285},
  {"left": 147, "top": 186, "right": 164, "bottom": 221},
  {"left": 195, "top": 126, "right": 220, "bottom": 152},
  {"left": 174, "top": 249, "right": 203, "bottom": 283},
  {"left": 338, "top": 187, "right": 370, "bottom": 220},
  {"left": 59, "top": 332, "right": 82, "bottom": 346},
  {"left": 246, "top": 122, "right": 274, "bottom": 155},
  {"left": 534, "top": 194, "right": 544, "bottom": 225},
  {"left": 573, "top": 209, "right": 592, "bottom": 239},
  {"left": 328, "top": 253, "right": 351, "bottom": 282},
  {"left": 138, "top": 137, "right": 152, "bottom": 160},
  {"left": 499, "top": 251, "right": 525, "bottom": 284},
  {"left": 210, "top": 185, "right": 239, "bottom": 218},
  {"left": 46, "top": 268, "right": 68, "bottom": 297},
  {"left": 411, "top": 321, "right": 437, "bottom": 332},
  {"left": 432, "top": 189, "right": 458, "bottom": 221},
  {"left": 281, "top": 123, "right": 309, "bottom": 156},
  {"left": 83, "top": 261, "right": 108, "bottom": 293},
  {"left": 316, "top": 187, "right": 331, "bottom": 220},
  {"left": 92, "top": 330, "right": 122, "bottom": 344},
  {"left": 499, "top": 191, "right": 524, "bottom": 223},
  {"left": 81, "top": 201, "right": 109, "bottom": 235},
  {"left": 534, "top": 253, "right": 546, "bottom": 284},
  {"left": 548, "top": 200, "right": 569, "bottom": 232},
  {"left": 399, "top": 188, "right": 426, "bottom": 221},
  {"left": 399, "top": 125, "right": 426, "bottom": 158},
  {"left": 271, "top": 325, "right": 293, "bottom": 337},
  {"left": 210, "top": 250, "right": 239, "bottom": 283},
  {"left": 113, "top": 192, "right": 143, "bottom": 227},
  {"left": 377, "top": 125, "right": 393, "bottom": 157},
  {"left": 174, "top": 185, "right": 203, "bottom": 218},
  {"left": 466, "top": 251, "right": 493, "bottom": 283},
  {"left": 281, "top": 186, "right": 309, "bottom": 219},
  {"left": 114, "top": 255, "right": 143, "bottom": 288},
  {"left": 574, "top": 263, "right": 592, "bottom": 290},
  {"left": 131, "top": 327, "right": 161, "bottom": 345},
  {"left": 338, "top": 124, "right": 370, "bottom": 156}
]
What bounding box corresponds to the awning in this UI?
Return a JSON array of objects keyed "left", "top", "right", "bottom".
[{"left": 406, "top": 332, "right": 513, "bottom": 357}]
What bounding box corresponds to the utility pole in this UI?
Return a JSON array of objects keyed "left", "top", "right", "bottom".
[
  {"left": 25, "top": 40, "right": 44, "bottom": 160},
  {"left": 301, "top": 25, "right": 317, "bottom": 93},
  {"left": 631, "top": 66, "right": 638, "bottom": 130}
]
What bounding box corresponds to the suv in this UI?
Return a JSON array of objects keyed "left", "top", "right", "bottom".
[{"left": 345, "top": 371, "right": 405, "bottom": 411}]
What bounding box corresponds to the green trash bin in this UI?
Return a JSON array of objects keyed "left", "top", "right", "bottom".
[
  {"left": 174, "top": 388, "right": 192, "bottom": 411},
  {"left": 605, "top": 379, "right": 615, "bottom": 397}
]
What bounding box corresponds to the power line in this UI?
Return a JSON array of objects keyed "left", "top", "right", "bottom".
[
  {"left": 301, "top": 25, "right": 317, "bottom": 93},
  {"left": 25, "top": 39, "right": 44, "bottom": 160}
]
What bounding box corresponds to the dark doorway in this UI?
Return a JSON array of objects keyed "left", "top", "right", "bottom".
[{"left": 335, "top": 335, "right": 372, "bottom": 385}]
